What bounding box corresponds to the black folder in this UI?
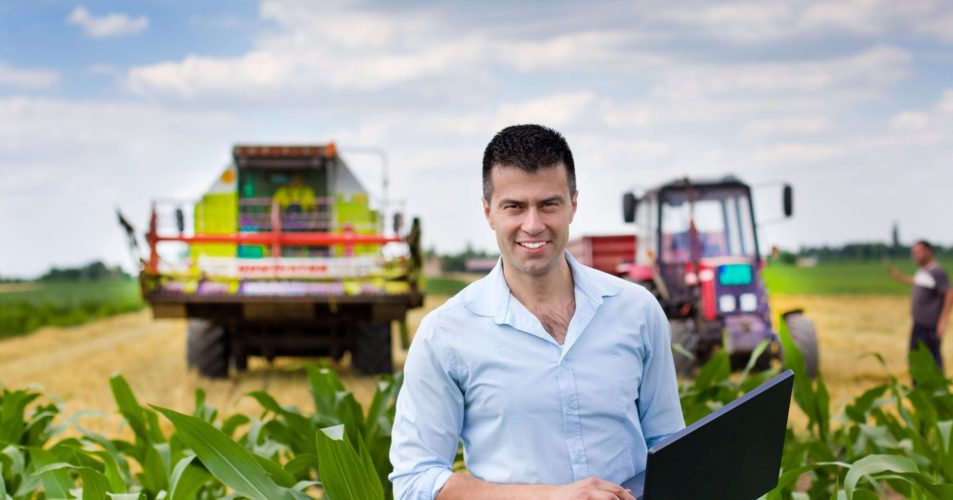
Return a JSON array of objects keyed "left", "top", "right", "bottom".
[{"left": 623, "top": 369, "right": 794, "bottom": 499}]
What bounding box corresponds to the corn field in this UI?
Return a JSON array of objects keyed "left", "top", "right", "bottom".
[{"left": 1, "top": 322, "right": 952, "bottom": 499}]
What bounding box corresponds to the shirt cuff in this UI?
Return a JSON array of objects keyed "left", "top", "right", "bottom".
[{"left": 431, "top": 468, "right": 454, "bottom": 499}]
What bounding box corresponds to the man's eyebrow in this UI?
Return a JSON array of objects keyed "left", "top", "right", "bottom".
[
  {"left": 496, "top": 198, "right": 525, "bottom": 207},
  {"left": 539, "top": 195, "right": 565, "bottom": 204}
]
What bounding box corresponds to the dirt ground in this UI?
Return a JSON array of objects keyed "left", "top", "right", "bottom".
[{"left": 1, "top": 294, "right": 949, "bottom": 437}]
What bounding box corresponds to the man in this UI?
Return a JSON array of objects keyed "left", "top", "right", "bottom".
[
  {"left": 273, "top": 174, "right": 316, "bottom": 212},
  {"left": 889, "top": 240, "right": 952, "bottom": 372},
  {"left": 389, "top": 124, "right": 684, "bottom": 500}
]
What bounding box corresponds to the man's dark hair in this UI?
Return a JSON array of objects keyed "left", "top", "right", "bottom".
[
  {"left": 482, "top": 124, "right": 576, "bottom": 200},
  {"left": 914, "top": 239, "right": 934, "bottom": 253}
]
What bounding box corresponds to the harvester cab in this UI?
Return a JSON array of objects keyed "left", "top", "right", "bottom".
[{"left": 622, "top": 176, "right": 818, "bottom": 377}]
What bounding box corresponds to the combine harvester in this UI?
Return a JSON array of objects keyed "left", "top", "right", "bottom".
[
  {"left": 569, "top": 176, "right": 818, "bottom": 377},
  {"left": 119, "top": 144, "right": 423, "bottom": 378}
]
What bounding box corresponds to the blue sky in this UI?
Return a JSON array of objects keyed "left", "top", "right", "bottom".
[{"left": 2, "top": 0, "right": 953, "bottom": 277}]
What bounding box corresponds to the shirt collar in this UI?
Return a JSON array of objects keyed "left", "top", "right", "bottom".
[{"left": 463, "top": 251, "right": 622, "bottom": 322}]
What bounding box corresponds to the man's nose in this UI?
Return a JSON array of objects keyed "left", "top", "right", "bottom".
[{"left": 521, "top": 208, "right": 545, "bottom": 235}]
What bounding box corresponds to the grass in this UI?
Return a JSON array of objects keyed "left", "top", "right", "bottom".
[
  {"left": 0, "top": 278, "right": 144, "bottom": 337},
  {"left": 762, "top": 258, "right": 953, "bottom": 295},
  {"left": 423, "top": 276, "right": 471, "bottom": 296}
]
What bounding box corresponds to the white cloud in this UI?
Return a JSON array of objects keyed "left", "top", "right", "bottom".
[
  {"left": 652, "top": 0, "right": 953, "bottom": 44},
  {"left": 739, "top": 116, "right": 832, "bottom": 140},
  {"left": 0, "top": 61, "right": 59, "bottom": 89},
  {"left": 67, "top": 6, "right": 149, "bottom": 38}
]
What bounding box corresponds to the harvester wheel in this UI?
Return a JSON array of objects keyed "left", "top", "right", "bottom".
[
  {"left": 186, "top": 320, "right": 207, "bottom": 368},
  {"left": 190, "top": 321, "right": 230, "bottom": 378},
  {"left": 782, "top": 310, "right": 819, "bottom": 379},
  {"left": 670, "top": 319, "right": 698, "bottom": 377},
  {"left": 351, "top": 321, "right": 394, "bottom": 375}
]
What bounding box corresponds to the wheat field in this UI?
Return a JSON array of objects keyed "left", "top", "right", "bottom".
[{"left": 0, "top": 293, "right": 949, "bottom": 437}]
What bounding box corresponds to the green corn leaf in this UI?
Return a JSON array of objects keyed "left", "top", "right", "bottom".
[
  {"left": 844, "top": 454, "right": 917, "bottom": 499},
  {"left": 153, "top": 405, "right": 291, "bottom": 500},
  {"left": 738, "top": 339, "right": 771, "bottom": 386},
  {"left": 306, "top": 365, "right": 345, "bottom": 416},
  {"left": 315, "top": 424, "right": 384, "bottom": 500},
  {"left": 139, "top": 442, "right": 169, "bottom": 494},
  {"left": 92, "top": 451, "right": 127, "bottom": 493},
  {"left": 107, "top": 494, "right": 143, "bottom": 499},
  {"left": 0, "top": 390, "right": 39, "bottom": 445},
  {"left": 693, "top": 349, "right": 730, "bottom": 391},
  {"left": 29, "top": 448, "right": 73, "bottom": 497},
  {"left": 78, "top": 467, "right": 110, "bottom": 500},
  {"left": 221, "top": 414, "right": 250, "bottom": 438},
  {"left": 169, "top": 455, "right": 212, "bottom": 500},
  {"left": 284, "top": 453, "right": 315, "bottom": 480},
  {"left": 109, "top": 374, "right": 152, "bottom": 447},
  {"left": 252, "top": 454, "right": 296, "bottom": 488}
]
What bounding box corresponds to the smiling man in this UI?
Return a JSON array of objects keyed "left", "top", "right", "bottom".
[{"left": 389, "top": 124, "right": 684, "bottom": 500}]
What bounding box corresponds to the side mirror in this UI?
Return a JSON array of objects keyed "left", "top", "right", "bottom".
[
  {"left": 622, "top": 192, "right": 639, "bottom": 223},
  {"left": 782, "top": 184, "right": 793, "bottom": 218},
  {"left": 175, "top": 207, "right": 185, "bottom": 233},
  {"left": 392, "top": 212, "right": 404, "bottom": 234}
]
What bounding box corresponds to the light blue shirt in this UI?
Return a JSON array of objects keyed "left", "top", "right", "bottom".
[{"left": 389, "top": 253, "right": 684, "bottom": 500}]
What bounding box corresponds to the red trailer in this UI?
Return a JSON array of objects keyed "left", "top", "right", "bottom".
[{"left": 566, "top": 234, "right": 637, "bottom": 276}]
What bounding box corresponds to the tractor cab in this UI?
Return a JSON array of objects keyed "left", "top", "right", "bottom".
[{"left": 623, "top": 176, "right": 813, "bottom": 375}]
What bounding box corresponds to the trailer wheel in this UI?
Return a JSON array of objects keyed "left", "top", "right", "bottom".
[
  {"left": 190, "top": 321, "right": 230, "bottom": 379},
  {"left": 351, "top": 321, "right": 394, "bottom": 375},
  {"left": 670, "top": 319, "right": 697, "bottom": 377},
  {"left": 782, "top": 310, "right": 819, "bottom": 379}
]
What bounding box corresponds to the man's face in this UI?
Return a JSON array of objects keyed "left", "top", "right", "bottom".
[
  {"left": 483, "top": 163, "right": 577, "bottom": 279},
  {"left": 913, "top": 243, "right": 932, "bottom": 266}
]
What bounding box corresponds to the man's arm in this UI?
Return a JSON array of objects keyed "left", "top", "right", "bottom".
[
  {"left": 889, "top": 265, "right": 914, "bottom": 285},
  {"left": 636, "top": 294, "right": 686, "bottom": 447},
  {"left": 438, "top": 473, "right": 635, "bottom": 500},
  {"left": 938, "top": 289, "right": 953, "bottom": 339},
  {"left": 389, "top": 315, "right": 464, "bottom": 500}
]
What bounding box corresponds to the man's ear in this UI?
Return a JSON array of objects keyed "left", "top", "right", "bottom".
[
  {"left": 482, "top": 197, "right": 494, "bottom": 229},
  {"left": 569, "top": 191, "right": 578, "bottom": 223}
]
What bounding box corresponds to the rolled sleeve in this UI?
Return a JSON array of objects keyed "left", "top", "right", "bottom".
[
  {"left": 637, "top": 297, "right": 685, "bottom": 447},
  {"left": 389, "top": 314, "right": 465, "bottom": 500}
]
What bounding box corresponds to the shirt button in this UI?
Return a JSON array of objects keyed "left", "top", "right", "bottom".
[
  {"left": 567, "top": 407, "right": 575, "bottom": 415},
  {"left": 575, "top": 454, "right": 584, "bottom": 463}
]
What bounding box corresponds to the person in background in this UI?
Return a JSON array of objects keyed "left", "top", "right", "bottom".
[
  {"left": 890, "top": 240, "right": 952, "bottom": 373},
  {"left": 273, "top": 174, "right": 316, "bottom": 212}
]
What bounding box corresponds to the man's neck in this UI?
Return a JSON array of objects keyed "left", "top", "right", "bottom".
[
  {"left": 921, "top": 259, "right": 937, "bottom": 271},
  {"left": 503, "top": 256, "right": 574, "bottom": 309}
]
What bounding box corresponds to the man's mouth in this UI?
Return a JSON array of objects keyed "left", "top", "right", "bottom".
[{"left": 518, "top": 241, "right": 547, "bottom": 249}]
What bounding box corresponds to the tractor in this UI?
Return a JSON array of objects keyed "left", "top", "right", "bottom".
[{"left": 620, "top": 176, "right": 818, "bottom": 376}]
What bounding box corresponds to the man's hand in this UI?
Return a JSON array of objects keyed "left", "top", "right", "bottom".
[
  {"left": 889, "top": 265, "right": 901, "bottom": 280},
  {"left": 547, "top": 477, "right": 636, "bottom": 500}
]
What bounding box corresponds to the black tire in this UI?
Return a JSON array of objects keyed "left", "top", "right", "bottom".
[
  {"left": 351, "top": 321, "right": 394, "bottom": 375},
  {"left": 670, "top": 319, "right": 698, "bottom": 377},
  {"left": 186, "top": 320, "right": 206, "bottom": 368},
  {"left": 782, "top": 312, "right": 819, "bottom": 378},
  {"left": 189, "top": 321, "right": 230, "bottom": 378}
]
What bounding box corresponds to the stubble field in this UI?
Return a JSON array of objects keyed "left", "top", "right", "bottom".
[{"left": 1, "top": 289, "right": 950, "bottom": 438}]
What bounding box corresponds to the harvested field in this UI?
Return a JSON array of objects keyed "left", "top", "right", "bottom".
[{"left": 0, "top": 293, "right": 949, "bottom": 437}]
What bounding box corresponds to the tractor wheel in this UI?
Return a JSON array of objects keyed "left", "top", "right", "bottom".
[
  {"left": 351, "top": 321, "right": 394, "bottom": 375},
  {"left": 782, "top": 311, "right": 819, "bottom": 378},
  {"left": 190, "top": 321, "right": 230, "bottom": 379},
  {"left": 670, "top": 319, "right": 698, "bottom": 377}
]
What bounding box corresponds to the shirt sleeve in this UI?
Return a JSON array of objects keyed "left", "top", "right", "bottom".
[
  {"left": 636, "top": 294, "right": 685, "bottom": 448},
  {"left": 389, "top": 314, "right": 465, "bottom": 500},
  {"left": 935, "top": 268, "right": 950, "bottom": 294}
]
